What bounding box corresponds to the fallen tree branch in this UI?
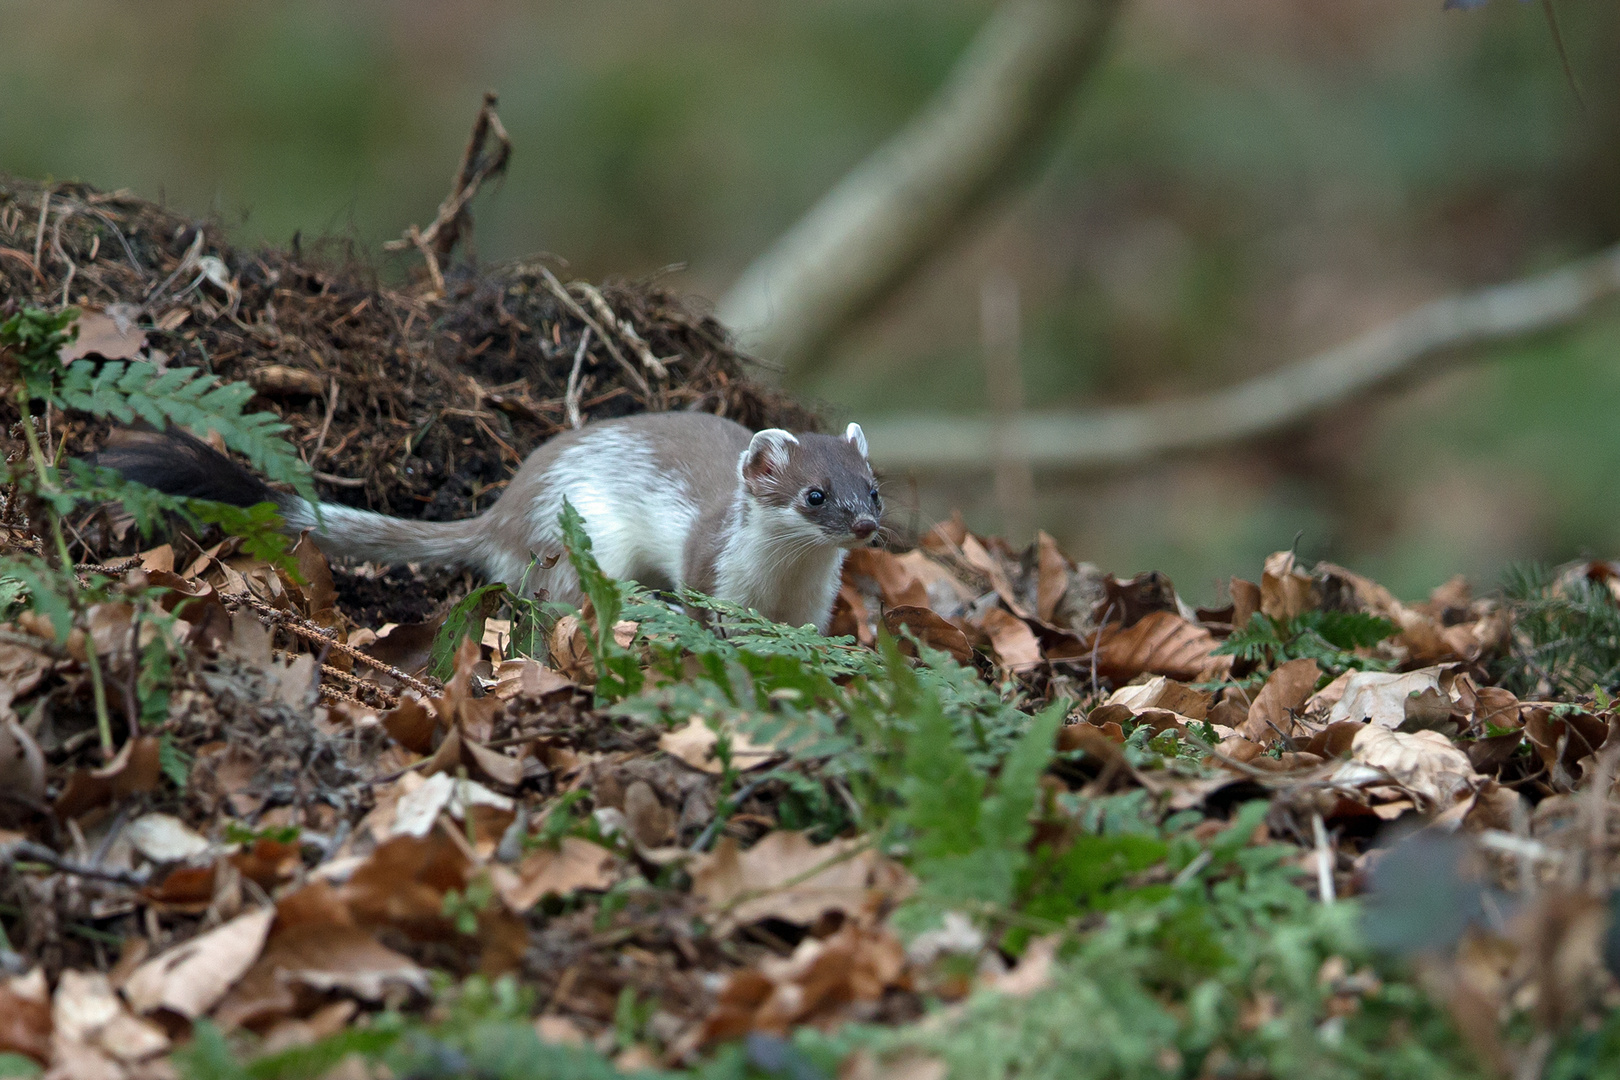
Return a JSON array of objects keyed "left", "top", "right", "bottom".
[
  {"left": 718, "top": 0, "right": 1123, "bottom": 376},
  {"left": 864, "top": 242, "right": 1620, "bottom": 471}
]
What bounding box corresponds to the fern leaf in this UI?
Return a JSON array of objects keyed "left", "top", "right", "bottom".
[{"left": 53, "top": 360, "right": 315, "bottom": 503}]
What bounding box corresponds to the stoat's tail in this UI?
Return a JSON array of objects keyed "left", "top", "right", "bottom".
[{"left": 94, "top": 428, "right": 486, "bottom": 570}]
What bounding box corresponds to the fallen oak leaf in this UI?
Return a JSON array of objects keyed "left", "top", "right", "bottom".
[
  {"left": 1085, "top": 610, "right": 1228, "bottom": 684},
  {"left": 659, "top": 716, "right": 777, "bottom": 774},
  {"left": 691, "top": 831, "right": 909, "bottom": 934},
  {"left": 123, "top": 906, "right": 275, "bottom": 1019},
  {"left": 1237, "top": 657, "right": 1319, "bottom": 743},
  {"left": 1349, "top": 725, "right": 1480, "bottom": 810},
  {"left": 490, "top": 837, "right": 618, "bottom": 912},
  {"left": 54, "top": 737, "right": 163, "bottom": 821},
  {"left": 977, "top": 608, "right": 1043, "bottom": 670},
  {"left": 883, "top": 606, "right": 972, "bottom": 665}
]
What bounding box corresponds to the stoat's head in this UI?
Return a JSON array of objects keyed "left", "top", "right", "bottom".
[{"left": 738, "top": 422, "right": 881, "bottom": 548}]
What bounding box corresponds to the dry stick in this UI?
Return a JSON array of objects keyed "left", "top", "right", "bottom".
[
  {"left": 5, "top": 841, "right": 148, "bottom": 888},
  {"left": 269, "top": 648, "right": 400, "bottom": 707},
  {"left": 536, "top": 266, "right": 651, "bottom": 397},
  {"left": 310, "top": 378, "right": 340, "bottom": 465},
  {"left": 864, "top": 242, "right": 1620, "bottom": 470},
  {"left": 30, "top": 189, "right": 50, "bottom": 268},
  {"left": 564, "top": 327, "right": 592, "bottom": 430},
  {"left": 230, "top": 592, "right": 437, "bottom": 697},
  {"left": 385, "top": 92, "right": 511, "bottom": 289},
  {"left": 572, "top": 282, "right": 669, "bottom": 379}
]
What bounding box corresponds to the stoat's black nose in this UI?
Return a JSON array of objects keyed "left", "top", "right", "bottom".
[{"left": 851, "top": 517, "right": 878, "bottom": 540}]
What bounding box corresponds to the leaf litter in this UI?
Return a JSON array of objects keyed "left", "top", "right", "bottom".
[{"left": 3, "top": 175, "right": 1620, "bottom": 1078}]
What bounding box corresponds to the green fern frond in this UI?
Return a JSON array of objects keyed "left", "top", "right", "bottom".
[{"left": 52, "top": 359, "right": 316, "bottom": 503}]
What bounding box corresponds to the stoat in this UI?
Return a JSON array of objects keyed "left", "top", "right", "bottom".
[{"left": 99, "top": 413, "right": 883, "bottom": 633}]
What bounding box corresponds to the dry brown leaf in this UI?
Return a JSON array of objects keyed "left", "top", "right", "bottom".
[
  {"left": 844, "top": 548, "right": 929, "bottom": 608},
  {"left": 52, "top": 970, "right": 168, "bottom": 1065},
  {"left": 0, "top": 983, "right": 53, "bottom": 1064},
  {"left": 1103, "top": 675, "right": 1211, "bottom": 720},
  {"left": 690, "top": 831, "right": 908, "bottom": 933},
  {"left": 125, "top": 813, "right": 209, "bottom": 865},
  {"left": 54, "top": 737, "right": 163, "bottom": 820},
  {"left": 1238, "top": 658, "right": 1320, "bottom": 743},
  {"left": 623, "top": 780, "right": 674, "bottom": 848},
  {"left": 0, "top": 638, "right": 52, "bottom": 711},
  {"left": 700, "top": 922, "right": 909, "bottom": 1044},
  {"left": 1034, "top": 532, "right": 1071, "bottom": 624},
  {"left": 1350, "top": 725, "right": 1479, "bottom": 809},
  {"left": 1326, "top": 669, "right": 1446, "bottom": 729},
  {"left": 659, "top": 716, "right": 776, "bottom": 774},
  {"left": 1260, "top": 551, "right": 1313, "bottom": 621},
  {"left": 1088, "top": 611, "right": 1227, "bottom": 684},
  {"left": 60, "top": 307, "right": 147, "bottom": 363},
  {"left": 124, "top": 906, "right": 275, "bottom": 1019},
  {"left": 958, "top": 534, "right": 1030, "bottom": 618},
  {"left": 977, "top": 608, "right": 1042, "bottom": 670},
  {"left": 882, "top": 606, "right": 972, "bottom": 665},
  {"left": 491, "top": 837, "right": 618, "bottom": 912}
]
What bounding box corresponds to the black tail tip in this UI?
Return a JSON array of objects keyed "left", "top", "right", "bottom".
[{"left": 91, "top": 427, "right": 279, "bottom": 508}]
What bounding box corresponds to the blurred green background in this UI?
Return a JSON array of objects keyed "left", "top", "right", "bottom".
[{"left": 4, "top": 0, "right": 1617, "bottom": 606}]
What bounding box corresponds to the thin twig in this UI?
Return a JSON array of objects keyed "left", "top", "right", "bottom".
[
  {"left": 565, "top": 327, "right": 591, "bottom": 430},
  {"left": 230, "top": 592, "right": 437, "bottom": 697},
  {"left": 536, "top": 266, "right": 651, "bottom": 397},
  {"left": 4, "top": 841, "right": 149, "bottom": 887}
]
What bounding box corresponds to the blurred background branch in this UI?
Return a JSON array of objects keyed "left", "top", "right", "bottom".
[
  {"left": 866, "top": 242, "right": 1620, "bottom": 469},
  {"left": 717, "top": 0, "right": 1123, "bottom": 377}
]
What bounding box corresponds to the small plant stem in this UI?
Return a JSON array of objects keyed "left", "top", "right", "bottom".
[{"left": 16, "top": 387, "right": 114, "bottom": 757}]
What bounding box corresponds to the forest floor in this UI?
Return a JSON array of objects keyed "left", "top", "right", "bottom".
[{"left": 2, "top": 174, "right": 1620, "bottom": 1080}]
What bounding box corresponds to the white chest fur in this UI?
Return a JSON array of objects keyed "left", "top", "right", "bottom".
[{"left": 711, "top": 499, "right": 847, "bottom": 632}]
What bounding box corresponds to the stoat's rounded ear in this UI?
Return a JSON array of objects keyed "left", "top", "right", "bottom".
[
  {"left": 843, "top": 422, "right": 869, "bottom": 459},
  {"left": 739, "top": 428, "right": 798, "bottom": 490}
]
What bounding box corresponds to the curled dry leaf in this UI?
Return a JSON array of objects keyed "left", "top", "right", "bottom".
[
  {"left": 882, "top": 606, "right": 972, "bottom": 665},
  {"left": 977, "top": 608, "right": 1043, "bottom": 670},
  {"left": 248, "top": 363, "right": 325, "bottom": 397},
  {"left": 700, "top": 922, "right": 909, "bottom": 1045},
  {"left": 123, "top": 906, "right": 275, "bottom": 1019},
  {"left": 490, "top": 837, "right": 618, "bottom": 912},
  {"left": 1087, "top": 610, "right": 1228, "bottom": 684},
  {"left": 659, "top": 716, "right": 776, "bottom": 774},
  {"left": 1327, "top": 669, "right": 1445, "bottom": 730},
  {"left": 59, "top": 306, "right": 148, "bottom": 363},
  {"left": 1350, "top": 725, "right": 1480, "bottom": 809},
  {"left": 1238, "top": 658, "right": 1319, "bottom": 743},
  {"left": 1260, "top": 550, "right": 1313, "bottom": 621},
  {"left": 690, "top": 831, "right": 909, "bottom": 933},
  {"left": 54, "top": 737, "right": 163, "bottom": 821}
]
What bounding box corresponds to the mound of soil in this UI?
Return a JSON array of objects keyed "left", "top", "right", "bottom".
[{"left": 0, "top": 174, "right": 814, "bottom": 620}]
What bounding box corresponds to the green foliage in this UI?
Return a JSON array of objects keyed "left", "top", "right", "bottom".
[
  {"left": 895, "top": 687, "right": 1064, "bottom": 916},
  {"left": 1215, "top": 610, "right": 1398, "bottom": 677},
  {"left": 1497, "top": 562, "right": 1620, "bottom": 699},
  {"left": 559, "top": 498, "right": 644, "bottom": 701},
  {"left": 0, "top": 306, "right": 313, "bottom": 756},
  {"left": 53, "top": 358, "right": 315, "bottom": 503},
  {"left": 429, "top": 582, "right": 510, "bottom": 680}
]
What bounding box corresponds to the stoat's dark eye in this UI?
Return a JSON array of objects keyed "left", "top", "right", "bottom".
[
  {"left": 869, "top": 488, "right": 880, "bottom": 504},
  {"left": 805, "top": 488, "right": 826, "bottom": 507}
]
